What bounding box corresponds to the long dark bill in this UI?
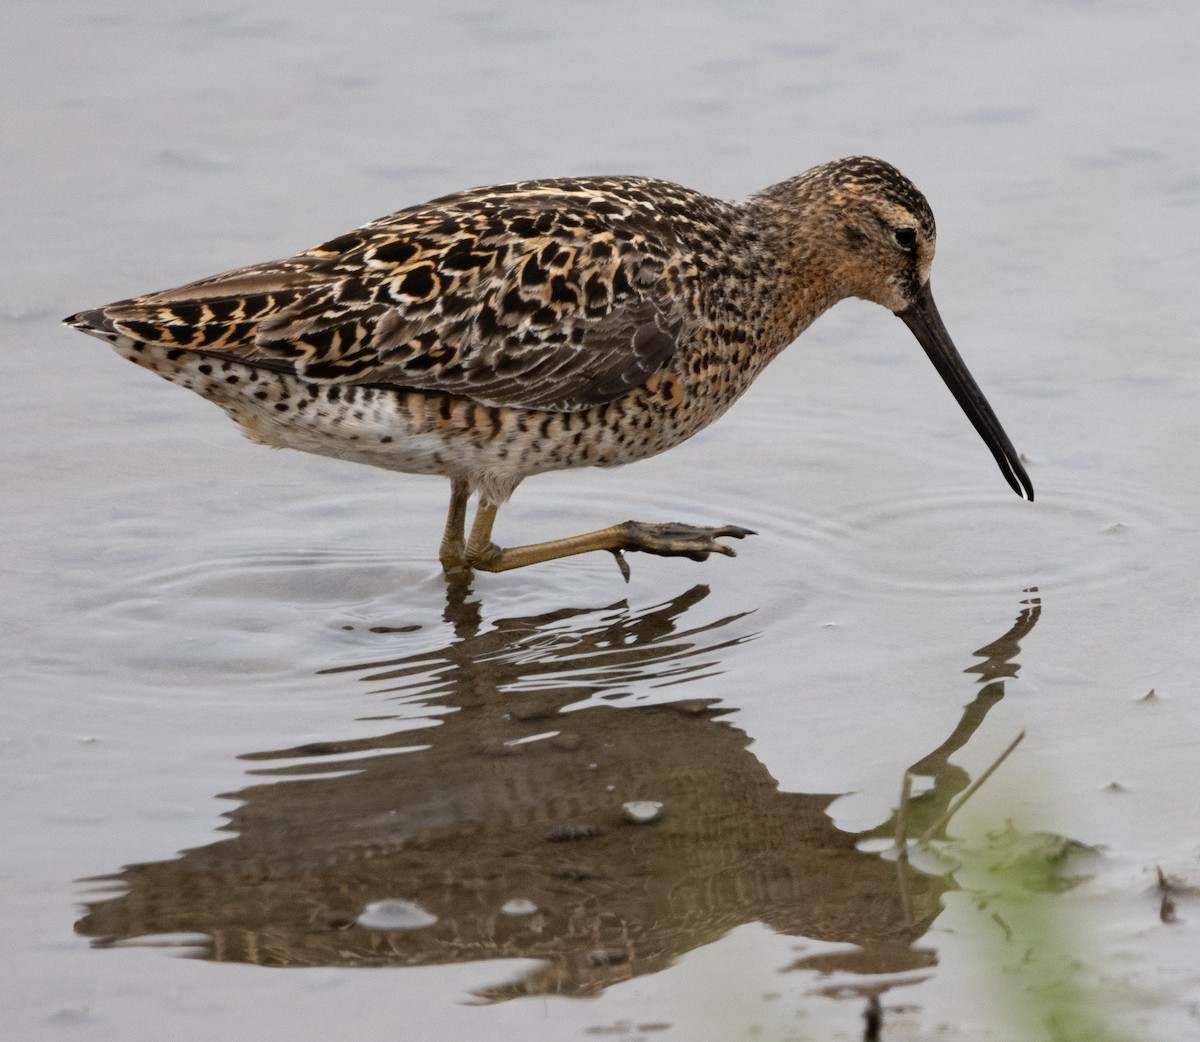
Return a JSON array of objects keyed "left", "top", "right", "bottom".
[{"left": 897, "top": 283, "right": 1034, "bottom": 501}]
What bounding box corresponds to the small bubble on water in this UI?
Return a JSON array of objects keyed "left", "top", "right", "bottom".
[
  {"left": 622, "top": 800, "right": 664, "bottom": 824},
  {"left": 356, "top": 899, "right": 437, "bottom": 930},
  {"left": 501, "top": 898, "right": 538, "bottom": 916}
]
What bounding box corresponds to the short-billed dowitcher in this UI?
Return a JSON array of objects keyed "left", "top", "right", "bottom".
[{"left": 66, "top": 156, "right": 1033, "bottom": 577}]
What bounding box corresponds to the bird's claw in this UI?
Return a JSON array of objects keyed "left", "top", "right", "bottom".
[{"left": 619, "top": 522, "right": 756, "bottom": 564}]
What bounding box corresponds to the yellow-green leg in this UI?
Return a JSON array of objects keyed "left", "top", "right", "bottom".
[
  {"left": 438, "top": 479, "right": 471, "bottom": 573},
  {"left": 464, "top": 500, "right": 754, "bottom": 579}
]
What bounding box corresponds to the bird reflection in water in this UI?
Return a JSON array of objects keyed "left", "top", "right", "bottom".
[{"left": 76, "top": 583, "right": 1041, "bottom": 1000}]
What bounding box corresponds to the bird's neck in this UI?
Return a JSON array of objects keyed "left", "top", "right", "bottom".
[{"left": 722, "top": 192, "right": 847, "bottom": 361}]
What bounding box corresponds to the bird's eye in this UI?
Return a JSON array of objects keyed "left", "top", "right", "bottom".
[{"left": 893, "top": 227, "right": 917, "bottom": 252}]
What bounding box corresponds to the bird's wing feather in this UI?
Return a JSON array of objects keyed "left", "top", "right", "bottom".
[{"left": 85, "top": 180, "right": 703, "bottom": 412}]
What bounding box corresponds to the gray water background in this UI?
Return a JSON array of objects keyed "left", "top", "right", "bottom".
[{"left": 4, "top": 1, "right": 1200, "bottom": 1038}]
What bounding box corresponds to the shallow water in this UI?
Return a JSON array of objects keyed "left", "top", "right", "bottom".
[{"left": 5, "top": 1, "right": 1200, "bottom": 1039}]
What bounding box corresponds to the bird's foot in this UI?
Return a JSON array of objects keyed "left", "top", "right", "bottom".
[
  {"left": 616, "top": 521, "right": 756, "bottom": 562},
  {"left": 609, "top": 522, "right": 754, "bottom": 580}
]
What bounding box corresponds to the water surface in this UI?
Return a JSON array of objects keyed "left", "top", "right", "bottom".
[{"left": 4, "top": 2, "right": 1200, "bottom": 1039}]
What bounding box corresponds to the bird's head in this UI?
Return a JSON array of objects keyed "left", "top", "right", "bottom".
[
  {"left": 759, "top": 156, "right": 1034, "bottom": 501},
  {"left": 816, "top": 155, "right": 938, "bottom": 314}
]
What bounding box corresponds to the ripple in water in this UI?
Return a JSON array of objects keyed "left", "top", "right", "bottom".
[
  {"left": 630, "top": 396, "right": 1187, "bottom": 602},
  {"left": 753, "top": 478, "right": 1185, "bottom": 600},
  {"left": 74, "top": 546, "right": 448, "bottom": 678}
]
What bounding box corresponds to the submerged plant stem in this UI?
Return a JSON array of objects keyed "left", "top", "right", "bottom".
[{"left": 918, "top": 730, "right": 1025, "bottom": 847}]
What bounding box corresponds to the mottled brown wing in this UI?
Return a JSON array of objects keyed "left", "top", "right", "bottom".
[{"left": 84, "top": 180, "right": 697, "bottom": 412}]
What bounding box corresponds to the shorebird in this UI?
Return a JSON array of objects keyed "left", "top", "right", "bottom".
[{"left": 66, "top": 156, "right": 1033, "bottom": 578}]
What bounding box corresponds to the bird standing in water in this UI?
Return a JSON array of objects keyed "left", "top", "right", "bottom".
[{"left": 66, "top": 156, "right": 1033, "bottom": 578}]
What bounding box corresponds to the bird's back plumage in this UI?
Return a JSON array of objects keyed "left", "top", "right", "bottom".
[{"left": 69, "top": 176, "right": 744, "bottom": 413}]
